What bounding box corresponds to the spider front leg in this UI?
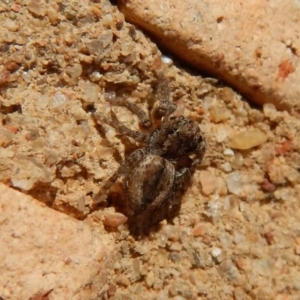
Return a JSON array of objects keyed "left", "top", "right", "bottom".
[
  {"left": 94, "top": 148, "right": 146, "bottom": 203},
  {"left": 190, "top": 139, "right": 206, "bottom": 173},
  {"left": 93, "top": 111, "right": 149, "bottom": 143},
  {"left": 165, "top": 167, "right": 191, "bottom": 220},
  {"left": 104, "top": 92, "right": 152, "bottom": 128},
  {"left": 153, "top": 74, "right": 177, "bottom": 119}
]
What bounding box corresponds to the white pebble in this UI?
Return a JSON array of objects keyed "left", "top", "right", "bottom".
[
  {"left": 211, "top": 247, "right": 222, "bottom": 257},
  {"left": 90, "top": 71, "right": 103, "bottom": 81},
  {"left": 216, "top": 127, "right": 228, "bottom": 143},
  {"left": 51, "top": 92, "right": 68, "bottom": 107},
  {"left": 263, "top": 103, "right": 276, "bottom": 117},
  {"left": 223, "top": 148, "right": 234, "bottom": 156},
  {"left": 11, "top": 178, "right": 34, "bottom": 191},
  {"left": 226, "top": 171, "right": 243, "bottom": 195},
  {"left": 221, "top": 162, "right": 232, "bottom": 173},
  {"left": 162, "top": 55, "right": 173, "bottom": 65}
]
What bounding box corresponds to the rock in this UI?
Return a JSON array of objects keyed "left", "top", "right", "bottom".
[
  {"left": 226, "top": 171, "right": 243, "bottom": 195},
  {"left": 295, "top": 245, "right": 300, "bottom": 256},
  {"left": 27, "top": 0, "right": 45, "bottom": 17},
  {"left": 0, "top": 183, "right": 114, "bottom": 300},
  {"left": 66, "top": 63, "right": 83, "bottom": 79},
  {"left": 162, "top": 224, "right": 180, "bottom": 241},
  {"left": 102, "top": 208, "right": 128, "bottom": 228},
  {"left": 119, "top": 0, "right": 300, "bottom": 114},
  {"left": 223, "top": 148, "right": 234, "bottom": 156},
  {"left": 211, "top": 247, "right": 222, "bottom": 258},
  {"left": 79, "top": 80, "right": 101, "bottom": 103},
  {"left": 219, "top": 259, "right": 239, "bottom": 281},
  {"left": 0, "top": 127, "right": 14, "bottom": 147},
  {"left": 199, "top": 170, "right": 217, "bottom": 195},
  {"left": 146, "top": 270, "right": 155, "bottom": 287},
  {"left": 261, "top": 178, "right": 276, "bottom": 192},
  {"left": 229, "top": 129, "right": 267, "bottom": 150},
  {"left": 192, "top": 223, "right": 206, "bottom": 237},
  {"left": 221, "top": 162, "right": 232, "bottom": 173}
]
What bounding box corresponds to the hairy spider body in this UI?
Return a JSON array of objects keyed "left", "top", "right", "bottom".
[
  {"left": 148, "top": 116, "right": 204, "bottom": 159},
  {"left": 94, "top": 75, "right": 205, "bottom": 234},
  {"left": 126, "top": 153, "right": 177, "bottom": 230}
]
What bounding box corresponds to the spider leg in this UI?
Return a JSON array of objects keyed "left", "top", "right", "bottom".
[
  {"left": 94, "top": 111, "right": 149, "bottom": 143},
  {"left": 154, "top": 73, "right": 177, "bottom": 119},
  {"left": 104, "top": 93, "right": 152, "bottom": 128},
  {"left": 110, "top": 110, "right": 149, "bottom": 142},
  {"left": 93, "top": 170, "right": 121, "bottom": 204},
  {"left": 164, "top": 167, "right": 191, "bottom": 221},
  {"left": 190, "top": 139, "right": 206, "bottom": 173},
  {"left": 94, "top": 149, "right": 146, "bottom": 203}
]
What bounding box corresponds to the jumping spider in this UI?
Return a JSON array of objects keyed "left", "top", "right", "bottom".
[{"left": 94, "top": 75, "right": 205, "bottom": 234}]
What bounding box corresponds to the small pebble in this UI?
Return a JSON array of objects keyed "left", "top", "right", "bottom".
[
  {"left": 0, "top": 127, "right": 14, "bottom": 147},
  {"left": 221, "top": 162, "right": 232, "bottom": 173},
  {"left": 234, "top": 287, "right": 247, "bottom": 300},
  {"left": 226, "top": 171, "right": 243, "bottom": 195},
  {"left": 219, "top": 259, "right": 239, "bottom": 280},
  {"left": 192, "top": 223, "right": 206, "bottom": 237},
  {"left": 295, "top": 245, "right": 300, "bottom": 255},
  {"left": 210, "top": 106, "right": 230, "bottom": 123},
  {"left": 254, "top": 259, "right": 274, "bottom": 277},
  {"left": 169, "top": 253, "right": 181, "bottom": 263},
  {"left": 116, "top": 275, "right": 130, "bottom": 287},
  {"left": 211, "top": 247, "right": 222, "bottom": 258},
  {"left": 229, "top": 128, "right": 267, "bottom": 150},
  {"left": 11, "top": 178, "right": 34, "bottom": 191},
  {"left": 27, "top": 0, "right": 45, "bottom": 16},
  {"left": 132, "top": 259, "right": 140, "bottom": 276},
  {"left": 157, "top": 234, "right": 168, "bottom": 248},
  {"left": 223, "top": 148, "right": 234, "bottom": 156},
  {"left": 51, "top": 92, "right": 68, "bottom": 107},
  {"left": 274, "top": 188, "right": 293, "bottom": 201},
  {"left": 146, "top": 270, "right": 155, "bottom": 287},
  {"left": 284, "top": 166, "right": 300, "bottom": 183},
  {"left": 199, "top": 170, "right": 217, "bottom": 195},
  {"left": 66, "top": 64, "right": 82, "bottom": 78},
  {"left": 3, "top": 20, "right": 19, "bottom": 32},
  {"left": 163, "top": 224, "right": 180, "bottom": 241},
  {"left": 80, "top": 81, "right": 100, "bottom": 102},
  {"left": 90, "top": 71, "right": 103, "bottom": 82},
  {"left": 102, "top": 209, "right": 128, "bottom": 228},
  {"left": 231, "top": 152, "right": 244, "bottom": 169},
  {"left": 263, "top": 103, "right": 277, "bottom": 118},
  {"left": 162, "top": 55, "right": 173, "bottom": 65},
  {"left": 261, "top": 178, "right": 276, "bottom": 192},
  {"left": 169, "top": 242, "right": 183, "bottom": 251}
]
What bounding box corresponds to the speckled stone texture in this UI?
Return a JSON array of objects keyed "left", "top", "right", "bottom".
[
  {"left": 0, "top": 183, "right": 114, "bottom": 300},
  {"left": 119, "top": 0, "right": 300, "bottom": 114},
  {"left": 1, "top": 1, "right": 300, "bottom": 298}
]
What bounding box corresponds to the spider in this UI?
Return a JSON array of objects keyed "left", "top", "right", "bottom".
[{"left": 94, "top": 75, "right": 205, "bottom": 234}]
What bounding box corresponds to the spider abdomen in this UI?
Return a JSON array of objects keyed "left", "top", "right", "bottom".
[{"left": 125, "top": 154, "right": 175, "bottom": 227}]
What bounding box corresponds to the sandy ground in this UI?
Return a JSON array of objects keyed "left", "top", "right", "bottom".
[{"left": 0, "top": 0, "right": 300, "bottom": 299}]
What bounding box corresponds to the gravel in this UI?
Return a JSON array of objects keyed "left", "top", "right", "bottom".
[{"left": 0, "top": 0, "right": 300, "bottom": 299}]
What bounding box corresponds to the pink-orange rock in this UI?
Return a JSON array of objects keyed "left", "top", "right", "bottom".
[
  {"left": 199, "top": 170, "right": 217, "bottom": 195},
  {"left": 119, "top": 0, "right": 300, "bottom": 114},
  {"left": 0, "top": 183, "right": 114, "bottom": 300},
  {"left": 103, "top": 208, "right": 128, "bottom": 228}
]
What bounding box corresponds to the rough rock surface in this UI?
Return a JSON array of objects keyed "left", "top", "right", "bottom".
[
  {"left": 0, "top": 183, "right": 114, "bottom": 300},
  {"left": 119, "top": 0, "right": 300, "bottom": 115},
  {"left": 0, "top": 1, "right": 300, "bottom": 299}
]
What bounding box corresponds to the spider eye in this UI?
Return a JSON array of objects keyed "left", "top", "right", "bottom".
[{"left": 169, "top": 128, "right": 178, "bottom": 134}]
